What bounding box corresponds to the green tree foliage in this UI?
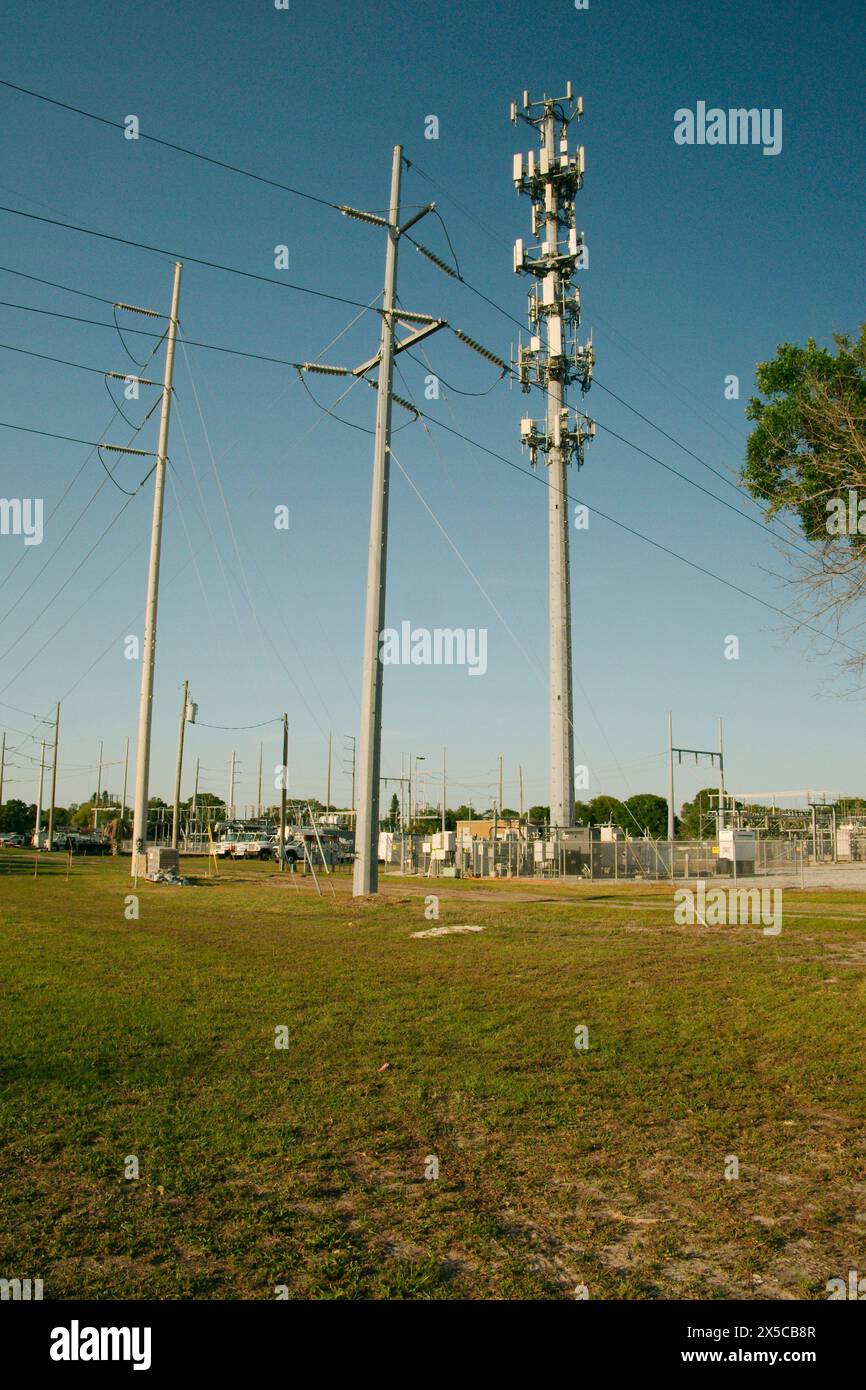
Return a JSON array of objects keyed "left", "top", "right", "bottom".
[
  {"left": 677, "top": 787, "right": 720, "bottom": 840},
  {"left": 622, "top": 793, "right": 671, "bottom": 839},
  {"left": 743, "top": 327, "right": 866, "bottom": 540},
  {"left": 0, "top": 799, "right": 33, "bottom": 833},
  {"left": 587, "top": 795, "right": 626, "bottom": 827},
  {"left": 742, "top": 328, "right": 866, "bottom": 669}
]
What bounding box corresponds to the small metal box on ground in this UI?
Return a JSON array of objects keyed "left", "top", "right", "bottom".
[{"left": 146, "top": 847, "right": 180, "bottom": 876}]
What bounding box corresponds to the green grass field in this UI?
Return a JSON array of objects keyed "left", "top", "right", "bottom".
[{"left": 1, "top": 850, "right": 864, "bottom": 1300}]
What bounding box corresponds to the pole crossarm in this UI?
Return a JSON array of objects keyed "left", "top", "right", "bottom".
[
  {"left": 340, "top": 202, "right": 435, "bottom": 238},
  {"left": 351, "top": 317, "right": 447, "bottom": 377},
  {"left": 672, "top": 746, "right": 722, "bottom": 766}
]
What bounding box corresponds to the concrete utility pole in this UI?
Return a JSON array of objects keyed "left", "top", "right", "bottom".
[
  {"left": 670, "top": 718, "right": 724, "bottom": 840},
  {"left": 171, "top": 679, "right": 189, "bottom": 850},
  {"left": 228, "top": 751, "right": 236, "bottom": 821},
  {"left": 441, "top": 746, "right": 446, "bottom": 832},
  {"left": 340, "top": 149, "right": 442, "bottom": 896},
  {"left": 414, "top": 755, "right": 425, "bottom": 823},
  {"left": 121, "top": 735, "right": 129, "bottom": 823},
  {"left": 0, "top": 731, "right": 5, "bottom": 806},
  {"left": 499, "top": 754, "right": 504, "bottom": 816},
  {"left": 94, "top": 740, "right": 103, "bottom": 830},
  {"left": 352, "top": 146, "right": 403, "bottom": 895},
  {"left": 343, "top": 735, "right": 356, "bottom": 817},
  {"left": 34, "top": 738, "right": 46, "bottom": 847},
  {"left": 131, "top": 260, "right": 183, "bottom": 876},
  {"left": 47, "top": 702, "right": 60, "bottom": 848},
  {"left": 192, "top": 757, "right": 200, "bottom": 817},
  {"left": 519, "top": 764, "right": 524, "bottom": 819},
  {"left": 512, "top": 85, "right": 594, "bottom": 832},
  {"left": 326, "top": 730, "right": 332, "bottom": 812},
  {"left": 279, "top": 714, "right": 288, "bottom": 871},
  {"left": 257, "top": 742, "right": 263, "bottom": 818}
]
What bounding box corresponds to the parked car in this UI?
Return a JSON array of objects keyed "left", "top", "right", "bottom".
[
  {"left": 274, "top": 838, "right": 304, "bottom": 865},
  {"left": 0, "top": 832, "right": 26, "bottom": 847}
]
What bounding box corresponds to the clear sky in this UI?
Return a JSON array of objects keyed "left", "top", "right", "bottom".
[{"left": 0, "top": 0, "right": 863, "bottom": 817}]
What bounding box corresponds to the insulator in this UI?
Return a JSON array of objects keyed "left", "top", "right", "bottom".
[
  {"left": 339, "top": 205, "right": 389, "bottom": 227},
  {"left": 105, "top": 372, "right": 158, "bottom": 386},
  {"left": 114, "top": 302, "right": 160, "bottom": 318},
  {"left": 414, "top": 242, "right": 459, "bottom": 278},
  {"left": 100, "top": 443, "right": 153, "bottom": 457},
  {"left": 300, "top": 362, "right": 351, "bottom": 376},
  {"left": 453, "top": 329, "right": 508, "bottom": 373}
]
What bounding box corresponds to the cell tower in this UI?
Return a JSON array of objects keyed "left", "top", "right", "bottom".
[{"left": 511, "top": 83, "right": 595, "bottom": 831}]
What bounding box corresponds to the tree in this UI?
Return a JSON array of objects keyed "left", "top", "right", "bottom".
[
  {"left": 622, "top": 793, "right": 671, "bottom": 839},
  {"left": 677, "top": 787, "right": 720, "bottom": 841},
  {"left": 388, "top": 792, "right": 400, "bottom": 831},
  {"left": 527, "top": 805, "right": 549, "bottom": 825},
  {"left": 588, "top": 795, "right": 626, "bottom": 828},
  {"left": 742, "top": 325, "right": 866, "bottom": 672},
  {"left": 0, "top": 799, "right": 32, "bottom": 833}
]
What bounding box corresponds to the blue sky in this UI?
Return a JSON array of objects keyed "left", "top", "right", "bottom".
[{"left": 0, "top": 0, "right": 863, "bottom": 816}]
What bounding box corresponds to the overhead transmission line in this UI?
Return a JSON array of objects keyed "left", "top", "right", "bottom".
[
  {"left": 0, "top": 205, "right": 378, "bottom": 312},
  {"left": 0, "top": 178, "right": 840, "bottom": 657},
  {"left": 0, "top": 79, "right": 754, "bottom": 480},
  {"left": 0, "top": 283, "right": 820, "bottom": 570}
]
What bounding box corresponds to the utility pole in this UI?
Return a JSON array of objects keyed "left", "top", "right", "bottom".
[
  {"left": 47, "top": 701, "right": 60, "bottom": 849},
  {"left": 34, "top": 738, "right": 46, "bottom": 848},
  {"left": 228, "top": 751, "right": 236, "bottom": 822},
  {"left": 326, "top": 730, "right": 332, "bottom": 813},
  {"left": 121, "top": 736, "right": 129, "bottom": 823},
  {"left": 512, "top": 85, "right": 594, "bottom": 831},
  {"left": 442, "top": 746, "right": 446, "bottom": 832},
  {"left": 329, "top": 148, "right": 443, "bottom": 897},
  {"left": 257, "top": 742, "right": 263, "bottom": 818},
  {"left": 499, "top": 754, "right": 504, "bottom": 816},
  {"left": 192, "top": 757, "right": 200, "bottom": 817},
  {"left": 670, "top": 720, "right": 724, "bottom": 841},
  {"left": 667, "top": 710, "right": 675, "bottom": 840},
  {"left": 0, "top": 731, "right": 5, "bottom": 806},
  {"left": 94, "top": 740, "right": 103, "bottom": 830},
  {"left": 519, "top": 764, "right": 524, "bottom": 820},
  {"left": 351, "top": 146, "right": 403, "bottom": 895},
  {"left": 172, "top": 679, "right": 189, "bottom": 850},
  {"left": 343, "top": 735, "right": 356, "bottom": 818},
  {"left": 414, "top": 755, "right": 425, "bottom": 823},
  {"left": 279, "top": 714, "right": 288, "bottom": 871},
  {"left": 130, "top": 260, "right": 183, "bottom": 876}
]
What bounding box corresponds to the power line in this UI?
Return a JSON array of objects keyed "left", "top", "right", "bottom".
[
  {"left": 0, "top": 262, "right": 116, "bottom": 305},
  {"left": 408, "top": 405, "right": 866, "bottom": 664},
  {"left": 196, "top": 718, "right": 282, "bottom": 731},
  {"left": 0, "top": 297, "right": 815, "bottom": 566},
  {"left": 0, "top": 77, "right": 342, "bottom": 211},
  {"left": 0, "top": 298, "right": 310, "bottom": 369},
  {"left": 0, "top": 205, "right": 378, "bottom": 312},
  {"left": 399, "top": 178, "right": 806, "bottom": 543}
]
